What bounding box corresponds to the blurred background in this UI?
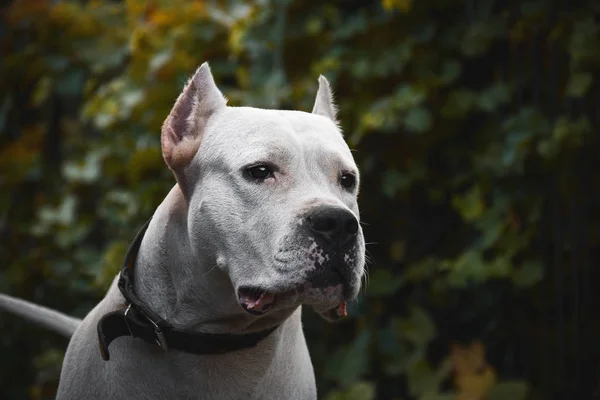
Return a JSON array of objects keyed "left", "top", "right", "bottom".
[{"left": 1, "top": 0, "right": 599, "bottom": 399}]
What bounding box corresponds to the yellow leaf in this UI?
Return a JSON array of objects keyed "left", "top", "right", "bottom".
[
  {"left": 382, "top": 0, "right": 412, "bottom": 13},
  {"left": 229, "top": 24, "right": 247, "bottom": 55},
  {"left": 31, "top": 77, "right": 52, "bottom": 107},
  {"left": 183, "top": 2, "right": 205, "bottom": 19},
  {"left": 125, "top": 0, "right": 147, "bottom": 18},
  {"left": 148, "top": 10, "right": 176, "bottom": 26},
  {"left": 451, "top": 341, "right": 497, "bottom": 400}
]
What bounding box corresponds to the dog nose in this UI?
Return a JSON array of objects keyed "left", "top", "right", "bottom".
[{"left": 307, "top": 206, "right": 359, "bottom": 245}]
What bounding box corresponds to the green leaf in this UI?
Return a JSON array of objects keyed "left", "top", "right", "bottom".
[
  {"left": 512, "top": 260, "right": 543, "bottom": 287},
  {"left": 404, "top": 107, "right": 432, "bottom": 133},
  {"left": 440, "top": 59, "right": 461, "bottom": 84},
  {"left": 367, "top": 268, "right": 404, "bottom": 297},
  {"left": 406, "top": 359, "right": 438, "bottom": 397},
  {"left": 32, "top": 77, "right": 53, "bottom": 106},
  {"left": 566, "top": 72, "right": 593, "bottom": 98},
  {"left": 461, "top": 19, "right": 505, "bottom": 57},
  {"left": 344, "top": 382, "right": 376, "bottom": 400},
  {"left": 382, "top": 164, "right": 426, "bottom": 198},
  {"left": 478, "top": 82, "right": 510, "bottom": 112},
  {"left": 323, "top": 381, "right": 376, "bottom": 400},
  {"left": 487, "top": 381, "right": 529, "bottom": 400},
  {"left": 55, "top": 69, "right": 85, "bottom": 97},
  {"left": 398, "top": 306, "right": 436, "bottom": 346},
  {"left": 324, "top": 329, "right": 372, "bottom": 386},
  {"left": 63, "top": 149, "right": 108, "bottom": 183},
  {"left": 441, "top": 89, "right": 476, "bottom": 118},
  {"left": 394, "top": 85, "right": 426, "bottom": 109},
  {"left": 452, "top": 185, "right": 484, "bottom": 221}
]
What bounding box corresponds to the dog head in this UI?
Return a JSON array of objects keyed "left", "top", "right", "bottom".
[{"left": 161, "top": 63, "right": 365, "bottom": 322}]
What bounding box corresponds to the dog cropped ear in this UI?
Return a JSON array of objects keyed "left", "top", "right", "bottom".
[
  {"left": 312, "top": 75, "right": 337, "bottom": 122},
  {"left": 161, "top": 63, "right": 227, "bottom": 172}
]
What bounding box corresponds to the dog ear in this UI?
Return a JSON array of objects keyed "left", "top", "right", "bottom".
[
  {"left": 312, "top": 75, "right": 338, "bottom": 122},
  {"left": 161, "top": 62, "right": 227, "bottom": 172}
]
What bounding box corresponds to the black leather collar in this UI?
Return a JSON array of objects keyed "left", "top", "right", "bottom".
[{"left": 96, "top": 219, "right": 279, "bottom": 361}]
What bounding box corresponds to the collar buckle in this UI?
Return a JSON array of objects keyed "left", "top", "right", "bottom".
[
  {"left": 154, "top": 326, "right": 169, "bottom": 351},
  {"left": 124, "top": 303, "right": 169, "bottom": 351}
]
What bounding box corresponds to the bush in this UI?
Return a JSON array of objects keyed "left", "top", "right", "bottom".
[{"left": 1, "top": 0, "right": 599, "bottom": 399}]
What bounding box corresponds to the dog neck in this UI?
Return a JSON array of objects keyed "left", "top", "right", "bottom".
[{"left": 133, "top": 185, "right": 296, "bottom": 335}]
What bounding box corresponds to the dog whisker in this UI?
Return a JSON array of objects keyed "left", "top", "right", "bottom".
[
  {"left": 364, "top": 249, "right": 374, "bottom": 264},
  {"left": 361, "top": 263, "right": 370, "bottom": 295},
  {"left": 202, "top": 264, "right": 219, "bottom": 277}
]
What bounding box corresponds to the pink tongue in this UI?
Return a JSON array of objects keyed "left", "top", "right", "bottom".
[
  {"left": 241, "top": 292, "right": 275, "bottom": 311},
  {"left": 336, "top": 301, "right": 348, "bottom": 317}
]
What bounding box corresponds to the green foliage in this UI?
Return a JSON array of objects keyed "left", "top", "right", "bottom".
[{"left": 1, "top": 0, "right": 599, "bottom": 399}]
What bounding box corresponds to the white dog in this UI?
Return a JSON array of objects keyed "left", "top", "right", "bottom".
[{"left": 0, "top": 62, "right": 366, "bottom": 400}]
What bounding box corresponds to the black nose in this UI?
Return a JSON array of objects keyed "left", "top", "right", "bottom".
[{"left": 306, "top": 206, "right": 359, "bottom": 246}]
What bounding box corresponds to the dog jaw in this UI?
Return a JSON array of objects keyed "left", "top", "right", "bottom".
[{"left": 237, "top": 283, "right": 348, "bottom": 320}]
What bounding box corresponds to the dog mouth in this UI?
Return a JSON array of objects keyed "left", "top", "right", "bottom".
[
  {"left": 237, "top": 288, "right": 276, "bottom": 315},
  {"left": 237, "top": 285, "right": 348, "bottom": 319}
]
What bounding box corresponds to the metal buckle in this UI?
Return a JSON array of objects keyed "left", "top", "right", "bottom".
[
  {"left": 123, "top": 304, "right": 169, "bottom": 351},
  {"left": 149, "top": 319, "right": 169, "bottom": 351},
  {"left": 124, "top": 304, "right": 133, "bottom": 336}
]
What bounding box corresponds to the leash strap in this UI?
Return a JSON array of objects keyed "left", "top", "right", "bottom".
[{"left": 96, "top": 218, "right": 279, "bottom": 361}]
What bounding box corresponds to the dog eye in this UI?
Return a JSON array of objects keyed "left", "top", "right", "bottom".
[
  {"left": 340, "top": 173, "right": 356, "bottom": 190},
  {"left": 246, "top": 165, "right": 275, "bottom": 181}
]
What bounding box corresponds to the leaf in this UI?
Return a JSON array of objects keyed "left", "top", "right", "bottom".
[
  {"left": 37, "top": 195, "right": 78, "bottom": 228},
  {"left": 566, "top": 72, "right": 593, "bottom": 98},
  {"left": 478, "top": 82, "right": 510, "bottom": 112},
  {"left": 394, "top": 85, "right": 426, "bottom": 109},
  {"left": 382, "top": 0, "right": 413, "bottom": 13},
  {"left": 441, "top": 90, "right": 477, "bottom": 118},
  {"left": 398, "top": 306, "right": 436, "bottom": 346},
  {"left": 461, "top": 19, "right": 506, "bottom": 57},
  {"left": 511, "top": 260, "right": 543, "bottom": 287},
  {"left": 324, "top": 329, "right": 371, "bottom": 386},
  {"left": 367, "top": 268, "right": 404, "bottom": 297},
  {"left": 406, "top": 359, "right": 438, "bottom": 397},
  {"left": 487, "top": 381, "right": 529, "bottom": 400},
  {"left": 99, "top": 190, "right": 139, "bottom": 223},
  {"left": 55, "top": 69, "right": 85, "bottom": 97},
  {"left": 31, "top": 77, "right": 53, "bottom": 106},
  {"left": 382, "top": 164, "right": 426, "bottom": 198},
  {"left": 404, "top": 107, "right": 432, "bottom": 134},
  {"left": 323, "top": 382, "right": 376, "bottom": 400},
  {"left": 379, "top": 328, "right": 412, "bottom": 375},
  {"left": 440, "top": 59, "right": 461, "bottom": 84},
  {"left": 344, "top": 381, "right": 376, "bottom": 400},
  {"left": 451, "top": 341, "right": 497, "bottom": 399},
  {"left": 62, "top": 149, "right": 108, "bottom": 183},
  {"left": 96, "top": 240, "right": 129, "bottom": 289},
  {"left": 452, "top": 185, "right": 485, "bottom": 222}
]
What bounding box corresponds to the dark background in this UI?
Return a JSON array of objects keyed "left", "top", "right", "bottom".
[{"left": 1, "top": 0, "right": 599, "bottom": 399}]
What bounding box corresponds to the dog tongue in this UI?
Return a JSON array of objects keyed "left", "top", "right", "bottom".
[
  {"left": 240, "top": 292, "right": 275, "bottom": 312},
  {"left": 336, "top": 301, "right": 347, "bottom": 318}
]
